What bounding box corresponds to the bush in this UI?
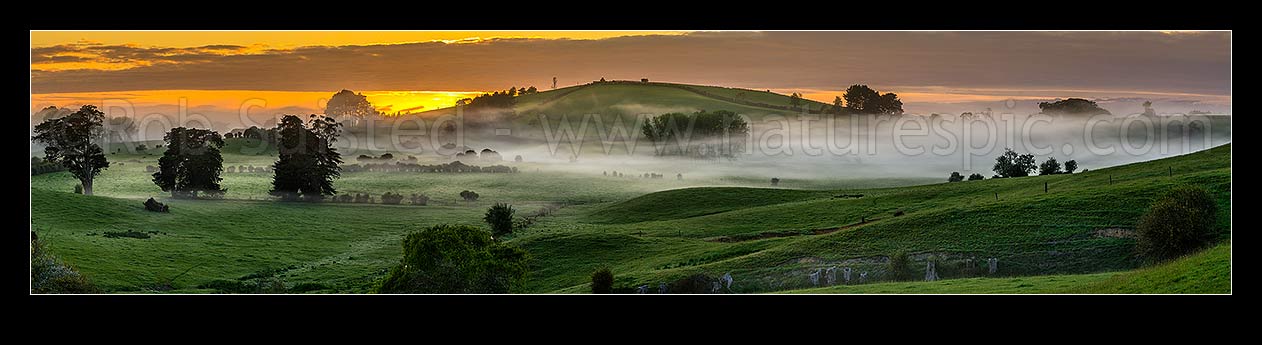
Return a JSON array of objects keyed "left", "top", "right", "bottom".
[
  {"left": 375, "top": 224, "right": 530, "bottom": 294},
  {"left": 886, "top": 251, "right": 912, "bottom": 281},
  {"left": 948, "top": 172, "right": 964, "bottom": 182},
  {"left": 484, "top": 203, "right": 515, "bottom": 237},
  {"left": 410, "top": 194, "right": 430, "bottom": 206},
  {"left": 381, "top": 192, "right": 404, "bottom": 205},
  {"left": 460, "top": 190, "right": 480, "bottom": 202},
  {"left": 591, "top": 267, "right": 614, "bottom": 294},
  {"left": 893, "top": 209, "right": 905, "bottom": 217},
  {"left": 1136, "top": 186, "right": 1219, "bottom": 263},
  {"left": 967, "top": 173, "right": 984, "bottom": 181},
  {"left": 31, "top": 233, "right": 99, "bottom": 293}
]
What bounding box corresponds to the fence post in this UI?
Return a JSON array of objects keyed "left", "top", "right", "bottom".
[{"left": 1045, "top": 182, "right": 1048, "bottom": 193}]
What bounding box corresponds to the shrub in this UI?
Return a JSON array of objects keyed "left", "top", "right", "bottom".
[
  {"left": 381, "top": 192, "right": 404, "bottom": 205},
  {"left": 484, "top": 203, "right": 515, "bottom": 237},
  {"left": 968, "top": 173, "right": 984, "bottom": 181},
  {"left": 886, "top": 251, "right": 912, "bottom": 281},
  {"left": 375, "top": 224, "right": 530, "bottom": 294},
  {"left": 460, "top": 190, "right": 480, "bottom": 202},
  {"left": 893, "top": 209, "right": 905, "bottom": 217},
  {"left": 591, "top": 267, "right": 614, "bottom": 294},
  {"left": 31, "top": 234, "right": 99, "bottom": 293},
  {"left": 1136, "top": 186, "right": 1219, "bottom": 263},
  {"left": 410, "top": 194, "right": 430, "bottom": 205},
  {"left": 948, "top": 172, "right": 964, "bottom": 182},
  {"left": 770, "top": 177, "right": 780, "bottom": 186}
]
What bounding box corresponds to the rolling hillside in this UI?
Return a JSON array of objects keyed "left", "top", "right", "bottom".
[{"left": 514, "top": 144, "right": 1231, "bottom": 293}]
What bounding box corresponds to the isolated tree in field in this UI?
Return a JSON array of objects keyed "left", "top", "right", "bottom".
[
  {"left": 992, "top": 148, "right": 1037, "bottom": 178},
  {"left": 484, "top": 203, "right": 515, "bottom": 237},
  {"left": 324, "top": 89, "right": 378, "bottom": 120},
  {"left": 832, "top": 96, "right": 845, "bottom": 115},
  {"left": 1064, "top": 160, "right": 1078, "bottom": 174},
  {"left": 32, "top": 105, "right": 110, "bottom": 195},
  {"left": 968, "top": 173, "right": 984, "bottom": 181},
  {"left": 887, "top": 250, "right": 912, "bottom": 281},
  {"left": 1136, "top": 186, "right": 1219, "bottom": 263},
  {"left": 152, "top": 127, "right": 226, "bottom": 198},
  {"left": 591, "top": 267, "right": 614, "bottom": 294},
  {"left": 270, "top": 115, "right": 343, "bottom": 201},
  {"left": 789, "top": 92, "right": 803, "bottom": 110},
  {"left": 376, "top": 224, "right": 530, "bottom": 294},
  {"left": 771, "top": 177, "right": 780, "bottom": 186},
  {"left": 948, "top": 172, "right": 964, "bottom": 182},
  {"left": 460, "top": 190, "right": 480, "bottom": 202},
  {"left": 1039, "top": 157, "right": 1062, "bottom": 175}
]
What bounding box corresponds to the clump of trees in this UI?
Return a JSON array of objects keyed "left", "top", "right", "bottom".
[
  {"left": 460, "top": 190, "right": 480, "bottom": 202},
  {"left": 375, "top": 224, "right": 530, "bottom": 294},
  {"left": 152, "top": 127, "right": 226, "bottom": 198},
  {"left": 484, "top": 203, "right": 515, "bottom": 237},
  {"left": 968, "top": 173, "right": 984, "bottom": 181},
  {"left": 992, "top": 148, "right": 1037, "bottom": 178},
  {"left": 771, "top": 177, "right": 780, "bottom": 186},
  {"left": 30, "top": 156, "right": 67, "bottom": 176},
  {"left": 641, "top": 109, "right": 749, "bottom": 157},
  {"left": 842, "top": 84, "right": 904, "bottom": 115},
  {"left": 1136, "top": 186, "right": 1219, "bottom": 263},
  {"left": 269, "top": 115, "right": 343, "bottom": 201},
  {"left": 591, "top": 267, "right": 614, "bottom": 294},
  {"left": 1038, "top": 98, "right": 1110, "bottom": 115},
  {"left": 456, "top": 87, "right": 534, "bottom": 109},
  {"left": 32, "top": 105, "right": 110, "bottom": 195},
  {"left": 948, "top": 172, "right": 964, "bottom": 182},
  {"left": 325, "top": 89, "right": 380, "bottom": 121}
]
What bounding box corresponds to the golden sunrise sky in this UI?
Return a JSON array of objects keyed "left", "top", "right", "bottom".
[{"left": 31, "top": 30, "right": 1232, "bottom": 120}]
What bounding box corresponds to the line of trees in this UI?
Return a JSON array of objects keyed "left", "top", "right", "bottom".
[{"left": 641, "top": 109, "right": 750, "bottom": 157}]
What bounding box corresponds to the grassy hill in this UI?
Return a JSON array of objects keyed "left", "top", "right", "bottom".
[
  {"left": 782, "top": 242, "right": 1230, "bottom": 294},
  {"left": 513, "top": 144, "right": 1231, "bottom": 293},
  {"left": 416, "top": 81, "right": 830, "bottom": 133},
  {"left": 29, "top": 143, "right": 1230, "bottom": 293}
]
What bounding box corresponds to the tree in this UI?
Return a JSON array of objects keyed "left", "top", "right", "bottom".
[
  {"left": 789, "top": 92, "right": 803, "bottom": 110},
  {"left": 992, "top": 148, "right": 1036, "bottom": 178},
  {"left": 968, "top": 173, "right": 984, "bottom": 181},
  {"left": 1039, "top": 157, "right": 1063, "bottom": 175},
  {"left": 375, "top": 224, "right": 530, "bottom": 294},
  {"left": 270, "top": 115, "right": 342, "bottom": 201},
  {"left": 460, "top": 190, "right": 480, "bottom": 202},
  {"left": 1136, "top": 186, "right": 1219, "bottom": 263},
  {"left": 152, "top": 127, "right": 226, "bottom": 198},
  {"left": 887, "top": 250, "right": 912, "bottom": 281},
  {"left": 878, "top": 92, "right": 904, "bottom": 115},
  {"left": 484, "top": 203, "right": 515, "bottom": 237},
  {"left": 1064, "top": 160, "right": 1078, "bottom": 174},
  {"left": 324, "top": 89, "right": 379, "bottom": 120},
  {"left": 948, "top": 172, "right": 964, "bottom": 182},
  {"left": 591, "top": 267, "right": 614, "bottom": 294},
  {"left": 832, "top": 96, "right": 845, "bottom": 115},
  {"left": 32, "top": 105, "right": 110, "bottom": 195}
]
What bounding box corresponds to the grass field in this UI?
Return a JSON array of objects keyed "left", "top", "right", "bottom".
[
  {"left": 29, "top": 141, "right": 1231, "bottom": 293},
  {"left": 783, "top": 242, "right": 1230, "bottom": 294}
]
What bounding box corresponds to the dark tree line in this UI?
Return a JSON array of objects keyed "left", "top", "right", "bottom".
[
  {"left": 840, "top": 84, "right": 904, "bottom": 115},
  {"left": 641, "top": 109, "right": 750, "bottom": 157}
]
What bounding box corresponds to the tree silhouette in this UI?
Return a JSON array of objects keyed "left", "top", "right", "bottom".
[
  {"left": 153, "top": 127, "right": 226, "bottom": 198},
  {"left": 32, "top": 105, "right": 110, "bottom": 195}
]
